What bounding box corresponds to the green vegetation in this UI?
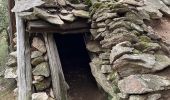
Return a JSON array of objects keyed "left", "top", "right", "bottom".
[{"left": 0, "top": 0, "right": 8, "bottom": 75}]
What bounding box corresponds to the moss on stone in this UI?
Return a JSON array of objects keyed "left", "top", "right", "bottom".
[{"left": 139, "top": 35, "right": 152, "bottom": 43}]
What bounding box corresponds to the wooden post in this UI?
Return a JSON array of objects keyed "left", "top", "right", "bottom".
[
  {"left": 16, "top": 13, "right": 32, "bottom": 100},
  {"left": 8, "top": 0, "right": 16, "bottom": 51},
  {"left": 44, "top": 33, "right": 68, "bottom": 100}
]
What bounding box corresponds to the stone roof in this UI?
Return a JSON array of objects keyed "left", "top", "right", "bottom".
[{"left": 12, "top": 0, "right": 90, "bottom": 25}]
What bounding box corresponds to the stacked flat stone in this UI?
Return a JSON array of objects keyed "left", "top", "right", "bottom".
[
  {"left": 88, "top": 0, "right": 170, "bottom": 100},
  {"left": 31, "top": 35, "right": 54, "bottom": 100}
]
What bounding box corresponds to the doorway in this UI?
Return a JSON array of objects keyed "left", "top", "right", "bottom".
[{"left": 54, "top": 34, "right": 106, "bottom": 100}]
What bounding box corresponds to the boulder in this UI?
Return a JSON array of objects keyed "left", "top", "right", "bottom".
[
  {"left": 31, "top": 56, "right": 45, "bottom": 66},
  {"left": 31, "top": 51, "right": 43, "bottom": 59},
  {"left": 110, "top": 41, "right": 134, "bottom": 63},
  {"left": 32, "top": 37, "right": 46, "bottom": 53},
  {"left": 4, "top": 68, "right": 17, "bottom": 79},
  {"left": 34, "top": 78, "right": 51, "bottom": 91},
  {"left": 33, "top": 62, "right": 50, "bottom": 77},
  {"left": 32, "top": 92, "right": 48, "bottom": 100},
  {"left": 6, "top": 57, "right": 17, "bottom": 67},
  {"left": 72, "top": 9, "right": 90, "bottom": 18},
  {"left": 118, "top": 74, "right": 170, "bottom": 94}
]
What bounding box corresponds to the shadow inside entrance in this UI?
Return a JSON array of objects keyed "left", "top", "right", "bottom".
[{"left": 54, "top": 34, "right": 107, "bottom": 100}]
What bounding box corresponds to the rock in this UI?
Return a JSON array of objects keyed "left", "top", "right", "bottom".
[
  {"left": 118, "top": 93, "right": 128, "bottom": 99},
  {"left": 31, "top": 56, "right": 45, "bottom": 66},
  {"left": 33, "top": 62, "right": 50, "bottom": 77},
  {"left": 32, "top": 37, "right": 46, "bottom": 53},
  {"left": 154, "top": 54, "right": 170, "bottom": 71},
  {"left": 101, "top": 65, "right": 112, "bottom": 74},
  {"left": 118, "top": 74, "right": 170, "bottom": 94},
  {"left": 9, "top": 51, "right": 17, "bottom": 58},
  {"left": 50, "top": 89, "right": 55, "bottom": 98},
  {"left": 33, "top": 76, "right": 44, "bottom": 84},
  {"left": 86, "top": 40, "right": 102, "bottom": 53},
  {"left": 113, "top": 54, "right": 157, "bottom": 77},
  {"left": 32, "top": 92, "right": 48, "bottom": 100},
  {"left": 59, "top": 13, "right": 75, "bottom": 22},
  {"left": 147, "top": 94, "right": 161, "bottom": 100},
  {"left": 134, "top": 42, "right": 161, "bottom": 52},
  {"left": 110, "top": 41, "right": 134, "bottom": 63},
  {"left": 100, "top": 33, "right": 138, "bottom": 48},
  {"left": 97, "top": 27, "right": 106, "bottom": 33},
  {"left": 119, "top": 0, "right": 144, "bottom": 6},
  {"left": 6, "top": 57, "right": 17, "bottom": 67},
  {"left": 44, "top": 53, "right": 48, "bottom": 61},
  {"left": 34, "top": 78, "right": 51, "bottom": 91},
  {"left": 4, "top": 68, "right": 17, "bottom": 79},
  {"left": 137, "top": 0, "right": 170, "bottom": 19},
  {"left": 72, "top": 9, "right": 90, "bottom": 18},
  {"left": 31, "top": 51, "right": 43, "bottom": 59},
  {"left": 99, "top": 52, "right": 110, "bottom": 60},
  {"left": 89, "top": 58, "right": 119, "bottom": 97},
  {"left": 129, "top": 95, "right": 146, "bottom": 100},
  {"left": 97, "top": 22, "right": 106, "bottom": 28},
  {"left": 90, "top": 29, "right": 98, "bottom": 38},
  {"left": 161, "top": 0, "right": 170, "bottom": 6},
  {"left": 129, "top": 93, "right": 161, "bottom": 100},
  {"left": 13, "top": 88, "right": 18, "bottom": 96}
]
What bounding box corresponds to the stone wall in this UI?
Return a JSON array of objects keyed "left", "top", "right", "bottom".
[
  {"left": 5, "top": 33, "right": 55, "bottom": 100},
  {"left": 87, "top": 0, "right": 170, "bottom": 100}
]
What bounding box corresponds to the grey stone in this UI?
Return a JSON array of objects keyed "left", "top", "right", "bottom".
[
  {"left": 31, "top": 51, "right": 43, "bottom": 59},
  {"left": 31, "top": 56, "right": 45, "bottom": 66},
  {"left": 110, "top": 41, "right": 134, "bottom": 63},
  {"left": 101, "top": 65, "right": 112, "bottom": 74},
  {"left": 9, "top": 51, "right": 17, "bottom": 58},
  {"left": 99, "top": 52, "right": 110, "bottom": 60},
  {"left": 33, "top": 62, "right": 50, "bottom": 77},
  {"left": 100, "top": 33, "right": 138, "bottom": 48},
  {"left": 118, "top": 74, "right": 170, "bottom": 94},
  {"left": 147, "top": 94, "right": 161, "bottom": 100},
  {"left": 129, "top": 95, "right": 146, "bottom": 100},
  {"left": 72, "top": 9, "right": 90, "bottom": 18},
  {"left": 6, "top": 57, "right": 17, "bottom": 67},
  {"left": 4, "top": 68, "right": 17, "bottom": 79},
  {"left": 33, "top": 76, "right": 44, "bottom": 84},
  {"left": 59, "top": 13, "right": 75, "bottom": 22},
  {"left": 161, "top": 0, "right": 170, "bottom": 6},
  {"left": 90, "top": 59, "right": 118, "bottom": 97},
  {"left": 32, "top": 92, "right": 48, "bottom": 100},
  {"left": 34, "top": 78, "right": 51, "bottom": 91},
  {"left": 32, "top": 37, "right": 46, "bottom": 53},
  {"left": 86, "top": 41, "right": 102, "bottom": 53}
]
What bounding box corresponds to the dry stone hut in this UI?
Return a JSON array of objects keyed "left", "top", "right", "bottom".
[{"left": 6, "top": 0, "right": 170, "bottom": 100}]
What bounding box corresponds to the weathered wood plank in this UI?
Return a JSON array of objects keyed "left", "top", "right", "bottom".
[
  {"left": 16, "top": 13, "right": 32, "bottom": 100},
  {"left": 27, "top": 20, "right": 90, "bottom": 33},
  {"left": 8, "top": 0, "right": 16, "bottom": 51},
  {"left": 44, "top": 33, "right": 68, "bottom": 100}
]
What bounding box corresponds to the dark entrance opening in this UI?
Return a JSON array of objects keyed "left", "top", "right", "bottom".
[{"left": 54, "top": 34, "right": 106, "bottom": 100}]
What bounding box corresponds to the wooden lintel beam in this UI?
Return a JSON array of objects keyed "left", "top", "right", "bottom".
[{"left": 27, "top": 20, "right": 90, "bottom": 33}]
